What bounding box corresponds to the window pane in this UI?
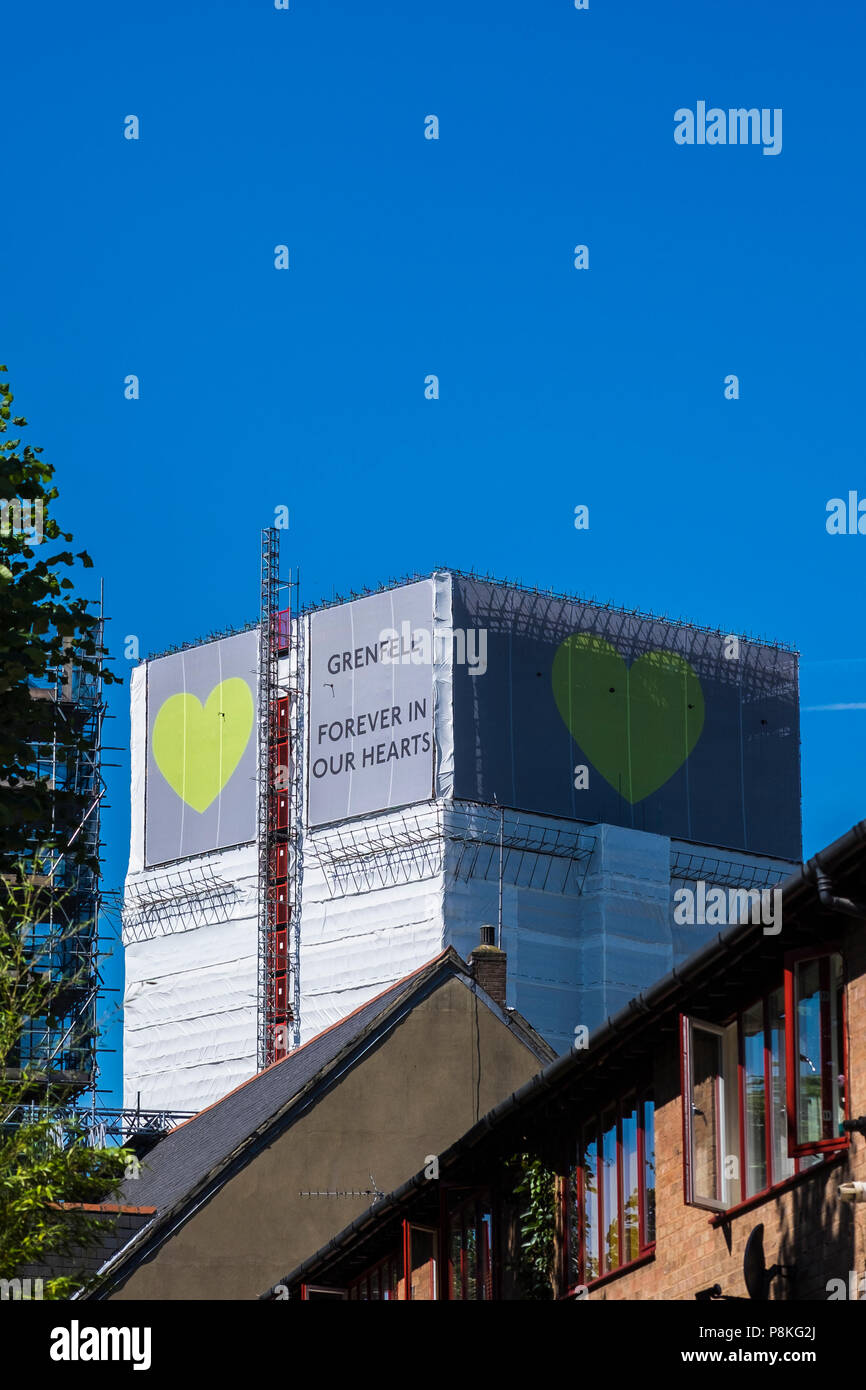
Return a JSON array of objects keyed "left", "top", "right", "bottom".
[
  {"left": 795, "top": 957, "right": 844, "bottom": 1144},
  {"left": 601, "top": 1108, "right": 619, "bottom": 1273},
  {"left": 830, "top": 955, "right": 845, "bottom": 1137},
  {"left": 621, "top": 1099, "right": 639, "bottom": 1263},
  {"left": 464, "top": 1214, "right": 477, "bottom": 1301},
  {"left": 690, "top": 1024, "right": 723, "bottom": 1204},
  {"left": 369, "top": 1267, "right": 381, "bottom": 1300},
  {"left": 722, "top": 1022, "right": 741, "bottom": 1206},
  {"left": 409, "top": 1227, "right": 437, "bottom": 1301},
  {"left": 567, "top": 1160, "right": 580, "bottom": 1288},
  {"left": 642, "top": 1097, "right": 656, "bottom": 1244},
  {"left": 448, "top": 1199, "right": 487, "bottom": 1301},
  {"left": 582, "top": 1132, "right": 599, "bottom": 1282},
  {"left": 449, "top": 1220, "right": 462, "bottom": 1300},
  {"left": 768, "top": 986, "right": 794, "bottom": 1185},
  {"left": 796, "top": 959, "right": 822, "bottom": 1142},
  {"left": 743, "top": 1002, "right": 767, "bottom": 1198},
  {"left": 480, "top": 1209, "right": 493, "bottom": 1300}
]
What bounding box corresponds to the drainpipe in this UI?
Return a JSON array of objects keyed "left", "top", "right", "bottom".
[{"left": 808, "top": 859, "right": 866, "bottom": 919}]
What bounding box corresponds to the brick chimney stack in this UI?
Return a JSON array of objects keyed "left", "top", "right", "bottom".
[{"left": 468, "top": 925, "right": 507, "bottom": 1009}]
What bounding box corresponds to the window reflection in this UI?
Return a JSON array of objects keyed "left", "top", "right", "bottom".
[
  {"left": 447, "top": 1195, "right": 492, "bottom": 1300},
  {"left": 583, "top": 1133, "right": 599, "bottom": 1282},
  {"left": 743, "top": 1001, "right": 767, "bottom": 1198},
  {"left": 621, "top": 1099, "right": 639, "bottom": 1264},
  {"left": 643, "top": 1098, "right": 655, "bottom": 1243},
  {"left": 602, "top": 1108, "right": 618, "bottom": 1274},
  {"left": 578, "top": 1093, "right": 654, "bottom": 1287},
  {"left": 795, "top": 955, "right": 845, "bottom": 1145},
  {"left": 768, "top": 987, "right": 794, "bottom": 1186}
]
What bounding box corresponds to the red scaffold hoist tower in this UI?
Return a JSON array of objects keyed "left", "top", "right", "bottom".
[{"left": 258, "top": 527, "right": 302, "bottom": 1068}]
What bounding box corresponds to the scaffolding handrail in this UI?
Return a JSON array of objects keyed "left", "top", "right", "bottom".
[{"left": 306, "top": 800, "right": 597, "bottom": 898}]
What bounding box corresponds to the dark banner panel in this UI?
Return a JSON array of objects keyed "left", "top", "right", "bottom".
[{"left": 450, "top": 577, "right": 801, "bottom": 859}]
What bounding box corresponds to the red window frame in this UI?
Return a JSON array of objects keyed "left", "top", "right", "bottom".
[
  {"left": 784, "top": 946, "right": 848, "bottom": 1158},
  {"left": 570, "top": 1088, "right": 655, "bottom": 1292},
  {"left": 346, "top": 1250, "right": 402, "bottom": 1301},
  {"left": 739, "top": 995, "right": 771, "bottom": 1200},
  {"left": 681, "top": 1015, "right": 735, "bottom": 1212},
  {"left": 403, "top": 1220, "right": 438, "bottom": 1301},
  {"left": 681, "top": 950, "right": 849, "bottom": 1214},
  {"left": 443, "top": 1189, "right": 493, "bottom": 1300}
]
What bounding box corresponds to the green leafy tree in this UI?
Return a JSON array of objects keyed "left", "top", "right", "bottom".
[
  {"left": 0, "top": 877, "right": 132, "bottom": 1298},
  {"left": 0, "top": 365, "right": 118, "bottom": 873},
  {"left": 0, "top": 368, "right": 128, "bottom": 1296}
]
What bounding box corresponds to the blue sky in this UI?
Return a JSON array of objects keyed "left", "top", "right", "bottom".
[{"left": 5, "top": 0, "right": 864, "bottom": 1106}]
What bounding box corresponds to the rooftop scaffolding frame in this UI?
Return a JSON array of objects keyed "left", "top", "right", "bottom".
[
  {"left": 307, "top": 800, "right": 598, "bottom": 898},
  {"left": 121, "top": 864, "right": 241, "bottom": 944}
]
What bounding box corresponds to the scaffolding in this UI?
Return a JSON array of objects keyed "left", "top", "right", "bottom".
[
  {"left": 307, "top": 800, "right": 598, "bottom": 898},
  {"left": 301, "top": 565, "right": 798, "bottom": 659},
  {"left": 12, "top": 595, "right": 110, "bottom": 1099},
  {"left": 0, "top": 1101, "right": 193, "bottom": 1151},
  {"left": 670, "top": 849, "right": 788, "bottom": 895},
  {"left": 121, "top": 865, "right": 241, "bottom": 945},
  {"left": 257, "top": 528, "right": 303, "bottom": 1069}
]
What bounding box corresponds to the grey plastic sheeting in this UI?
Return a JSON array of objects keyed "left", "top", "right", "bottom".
[
  {"left": 449, "top": 576, "right": 801, "bottom": 860},
  {"left": 144, "top": 628, "right": 259, "bottom": 866}
]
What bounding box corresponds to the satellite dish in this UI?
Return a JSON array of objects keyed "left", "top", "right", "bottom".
[
  {"left": 744, "top": 1223, "right": 794, "bottom": 1300},
  {"left": 743, "top": 1224, "right": 768, "bottom": 1300}
]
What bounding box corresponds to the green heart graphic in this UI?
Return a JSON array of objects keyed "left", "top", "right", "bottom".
[
  {"left": 152, "top": 677, "right": 254, "bottom": 813},
  {"left": 552, "top": 635, "right": 704, "bottom": 804}
]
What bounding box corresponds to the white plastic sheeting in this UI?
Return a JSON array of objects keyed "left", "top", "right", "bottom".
[
  {"left": 299, "top": 810, "right": 446, "bottom": 1043},
  {"left": 298, "top": 798, "right": 596, "bottom": 1054},
  {"left": 122, "top": 843, "right": 260, "bottom": 1113}
]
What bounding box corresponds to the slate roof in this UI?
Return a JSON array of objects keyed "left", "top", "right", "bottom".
[{"left": 84, "top": 946, "right": 553, "bottom": 1296}]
